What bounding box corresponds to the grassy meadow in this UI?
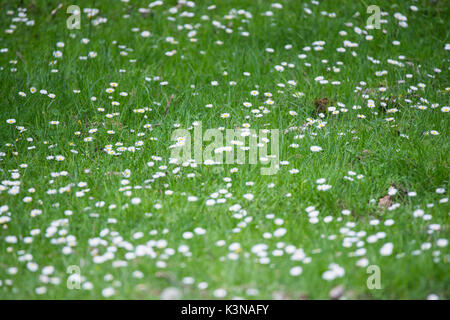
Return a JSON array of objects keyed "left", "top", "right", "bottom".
[{"left": 0, "top": 0, "right": 448, "bottom": 299}]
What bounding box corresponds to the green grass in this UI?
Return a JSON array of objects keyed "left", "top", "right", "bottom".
[{"left": 0, "top": 0, "right": 449, "bottom": 299}]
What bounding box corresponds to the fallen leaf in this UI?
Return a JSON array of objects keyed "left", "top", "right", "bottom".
[
  {"left": 314, "top": 97, "right": 331, "bottom": 114},
  {"left": 378, "top": 195, "right": 391, "bottom": 209}
]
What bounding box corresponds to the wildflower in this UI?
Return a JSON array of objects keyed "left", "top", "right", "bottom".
[
  {"left": 273, "top": 228, "right": 287, "bottom": 237},
  {"left": 289, "top": 266, "right": 303, "bottom": 276},
  {"left": 131, "top": 198, "right": 141, "bottom": 205},
  {"left": 380, "top": 243, "right": 394, "bottom": 256},
  {"left": 102, "top": 287, "right": 115, "bottom": 298},
  {"left": 213, "top": 289, "right": 227, "bottom": 298}
]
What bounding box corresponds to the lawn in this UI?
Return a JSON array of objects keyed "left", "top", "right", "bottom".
[{"left": 0, "top": 0, "right": 448, "bottom": 299}]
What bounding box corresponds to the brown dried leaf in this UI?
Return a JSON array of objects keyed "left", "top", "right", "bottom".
[
  {"left": 378, "top": 195, "right": 391, "bottom": 209},
  {"left": 314, "top": 97, "right": 331, "bottom": 114}
]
